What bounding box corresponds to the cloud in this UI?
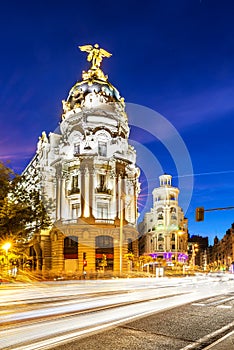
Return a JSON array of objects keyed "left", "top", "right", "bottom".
[{"left": 162, "top": 84, "right": 234, "bottom": 129}]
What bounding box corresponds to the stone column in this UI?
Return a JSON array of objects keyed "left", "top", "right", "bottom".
[
  {"left": 111, "top": 174, "right": 116, "bottom": 219},
  {"left": 80, "top": 167, "right": 85, "bottom": 217},
  {"left": 123, "top": 176, "right": 127, "bottom": 221},
  {"left": 89, "top": 167, "right": 94, "bottom": 217},
  {"left": 117, "top": 175, "right": 121, "bottom": 219},
  {"left": 56, "top": 175, "right": 61, "bottom": 220},
  {"left": 92, "top": 168, "right": 96, "bottom": 218},
  {"left": 60, "top": 175, "right": 66, "bottom": 220},
  {"left": 84, "top": 167, "right": 90, "bottom": 217}
]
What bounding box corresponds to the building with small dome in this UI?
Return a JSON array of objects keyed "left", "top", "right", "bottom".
[
  {"left": 23, "top": 45, "right": 140, "bottom": 275},
  {"left": 138, "top": 174, "right": 188, "bottom": 263}
]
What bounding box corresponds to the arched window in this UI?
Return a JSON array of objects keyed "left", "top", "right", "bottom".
[
  {"left": 95, "top": 235, "right": 114, "bottom": 271},
  {"left": 127, "top": 238, "right": 133, "bottom": 253},
  {"left": 64, "top": 236, "right": 78, "bottom": 259},
  {"left": 158, "top": 234, "right": 164, "bottom": 241}
]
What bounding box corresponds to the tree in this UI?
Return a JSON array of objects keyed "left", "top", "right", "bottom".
[
  {"left": 0, "top": 161, "right": 13, "bottom": 201},
  {"left": 0, "top": 162, "right": 51, "bottom": 243}
]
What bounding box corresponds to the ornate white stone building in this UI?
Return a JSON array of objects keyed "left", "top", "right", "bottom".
[
  {"left": 138, "top": 174, "right": 188, "bottom": 263},
  {"left": 23, "top": 45, "right": 140, "bottom": 275}
]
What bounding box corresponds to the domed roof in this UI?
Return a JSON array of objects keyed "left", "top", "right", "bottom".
[
  {"left": 66, "top": 76, "right": 121, "bottom": 109},
  {"left": 62, "top": 44, "right": 125, "bottom": 116}
]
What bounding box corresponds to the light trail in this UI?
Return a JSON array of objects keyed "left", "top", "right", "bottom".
[
  {"left": 202, "top": 329, "right": 234, "bottom": 349},
  {"left": 0, "top": 277, "right": 233, "bottom": 349},
  {"left": 180, "top": 320, "right": 234, "bottom": 350}
]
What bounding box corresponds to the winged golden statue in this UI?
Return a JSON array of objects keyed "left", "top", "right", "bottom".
[{"left": 79, "top": 44, "right": 112, "bottom": 70}]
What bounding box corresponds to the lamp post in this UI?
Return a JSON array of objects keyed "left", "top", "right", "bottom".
[
  {"left": 176, "top": 230, "right": 184, "bottom": 262},
  {"left": 119, "top": 195, "right": 123, "bottom": 275},
  {"left": 191, "top": 243, "right": 199, "bottom": 269}
]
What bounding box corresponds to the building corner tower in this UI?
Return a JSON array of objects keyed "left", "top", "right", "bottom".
[{"left": 138, "top": 174, "right": 188, "bottom": 263}]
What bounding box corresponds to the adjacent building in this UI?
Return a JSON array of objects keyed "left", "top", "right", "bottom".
[
  {"left": 188, "top": 235, "right": 208, "bottom": 268},
  {"left": 138, "top": 174, "right": 188, "bottom": 263},
  {"left": 23, "top": 45, "right": 140, "bottom": 275},
  {"left": 210, "top": 224, "right": 234, "bottom": 271}
]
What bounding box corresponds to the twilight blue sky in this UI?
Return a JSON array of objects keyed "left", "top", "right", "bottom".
[{"left": 0, "top": 0, "right": 234, "bottom": 244}]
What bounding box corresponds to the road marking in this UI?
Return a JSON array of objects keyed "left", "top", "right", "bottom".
[
  {"left": 202, "top": 329, "right": 234, "bottom": 349},
  {"left": 216, "top": 305, "right": 232, "bottom": 309},
  {"left": 207, "top": 295, "right": 234, "bottom": 306},
  {"left": 192, "top": 295, "right": 234, "bottom": 308},
  {"left": 179, "top": 321, "right": 234, "bottom": 350}
]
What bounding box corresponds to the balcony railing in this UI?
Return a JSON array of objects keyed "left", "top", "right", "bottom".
[
  {"left": 95, "top": 219, "right": 115, "bottom": 224},
  {"left": 68, "top": 188, "right": 80, "bottom": 195},
  {"left": 61, "top": 219, "right": 77, "bottom": 224},
  {"left": 95, "top": 187, "right": 112, "bottom": 195}
]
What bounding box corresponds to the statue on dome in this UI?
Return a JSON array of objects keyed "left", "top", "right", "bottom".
[
  {"left": 37, "top": 131, "right": 48, "bottom": 153},
  {"left": 40, "top": 131, "right": 48, "bottom": 143},
  {"left": 79, "top": 44, "right": 112, "bottom": 70}
]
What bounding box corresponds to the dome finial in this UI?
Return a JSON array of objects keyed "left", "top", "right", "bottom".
[{"left": 79, "top": 44, "right": 112, "bottom": 70}]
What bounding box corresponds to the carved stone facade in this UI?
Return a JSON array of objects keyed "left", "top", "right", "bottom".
[
  {"left": 23, "top": 46, "right": 140, "bottom": 275},
  {"left": 209, "top": 224, "right": 234, "bottom": 271},
  {"left": 138, "top": 174, "right": 188, "bottom": 263}
]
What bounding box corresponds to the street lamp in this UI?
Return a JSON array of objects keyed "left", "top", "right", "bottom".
[{"left": 2, "top": 242, "right": 11, "bottom": 254}]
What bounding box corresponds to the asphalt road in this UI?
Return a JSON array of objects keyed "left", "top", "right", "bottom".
[
  {"left": 1, "top": 276, "right": 233, "bottom": 350},
  {"left": 52, "top": 289, "right": 234, "bottom": 350}
]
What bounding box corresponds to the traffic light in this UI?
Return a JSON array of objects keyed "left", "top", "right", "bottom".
[
  {"left": 196, "top": 207, "right": 204, "bottom": 222},
  {"left": 83, "top": 252, "right": 87, "bottom": 267}
]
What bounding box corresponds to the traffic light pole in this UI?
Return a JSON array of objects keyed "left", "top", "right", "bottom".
[
  {"left": 205, "top": 206, "right": 234, "bottom": 212},
  {"left": 196, "top": 206, "right": 234, "bottom": 221}
]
